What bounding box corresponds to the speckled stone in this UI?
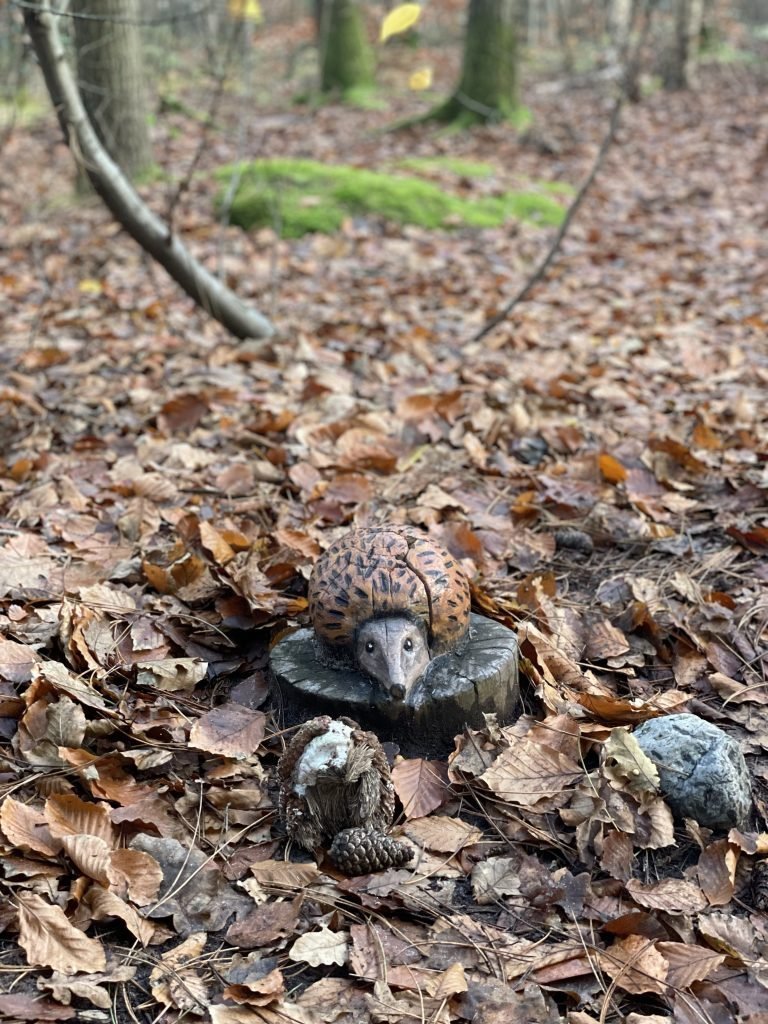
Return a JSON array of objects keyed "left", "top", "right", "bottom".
[{"left": 634, "top": 713, "right": 752, "bottom": 830}]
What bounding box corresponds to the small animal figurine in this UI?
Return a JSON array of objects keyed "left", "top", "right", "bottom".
[
  {"left": 307, "top": 526, "right": 471, "bottom": 701},
  {"left": 277, "top": 715, "right": 413, "bottom": 875}
]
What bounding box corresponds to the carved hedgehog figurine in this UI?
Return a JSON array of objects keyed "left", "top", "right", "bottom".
[{"left": 307, "top": 526, "right": 471, "bottom": 701}]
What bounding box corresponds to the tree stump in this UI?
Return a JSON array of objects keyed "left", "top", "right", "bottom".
[{"left": 270, "top": 613, "right": 519, "bottom": 757}]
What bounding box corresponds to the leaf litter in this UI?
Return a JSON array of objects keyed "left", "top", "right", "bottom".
[{"left": 1, "top": 19, "right": 767, "bottom": 1024}]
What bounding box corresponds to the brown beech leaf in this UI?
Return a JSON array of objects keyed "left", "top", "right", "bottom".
[
  {"left": 209, "top": 1000, "right": 318, "bottom": 1023},
  {"left": 425, "top": 962, "right": 468, "bottom": 999},
  {"left": 16, "top": 891, "right": 107, "bottom": 974},
  {"left": 189, "top": 703, "right": 266, "bottom": 758},
  {"left": 625, "top": 878, "right": 708, "bottom": 913},
  {"left": 598, "top": 935, "right": 668, "bottom": 995},
  {"left": 600, "top": 830, "right": 634, "bottom": 882},
  {"left": 0, "top": 994, "right": 75, "bottom": 1021},
  {"left": 249, "top": 861, "right": 322, "bottom": 889},
  {"left": 226, "top": 895, "right": 303, "bottom": 949},
  {"left": 38, "top": 964, "right": 137, "bottom": 1010},
  {"left": 697, "top": 839, "right": 737, "bottom": 906},
  {"left": 1, "top": 796, "right": 62, "bottom": 857},
  {"left": 199, "top": 520, "right": 236, "bottom": 565},
  {"left": 135, "top": 657, "right": 208, "bottom": 693},
  {"left": 403, "top": 815, "right": 482, "bottom": 854},
  {"left": 656, "top": 941, "right": 725, "bottom": 989},
  {"left": 45, "top": 794, "right": 116, "bottom": 846},
  {"left": 0, "top": 636, "right": 40, "bottom": 683},
  {"left": 84, "top": 884, "right": 155, "bottom": 946},
  {"left": 288, "top": 925, "right": 349, "bottom": 967},
  {"left": 106, "top": 848, "right": 164, "bottom": 904},
  {"left": 391, "top": 759, "right": 449, "bottom": 819},
  {"left": 60, "top": 834, "right": 111, "bottom": 885},
  {"left": 150, "top": 931, "right": 209, "bottom": 1014},
  {"left": 480, "top": 738, "right": 583, "bottom": 808},
  {"left": 585, "top": 619, "right": 630, "bottom": 661}
]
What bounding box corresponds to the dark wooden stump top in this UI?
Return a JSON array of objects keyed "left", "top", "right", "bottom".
[{"left": 269, "top": 613, "right": 520, "bottom": 757}]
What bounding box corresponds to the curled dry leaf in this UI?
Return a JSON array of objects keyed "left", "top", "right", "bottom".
[
  {"left": 598, "top": 935, "right": 668, "bottom": 995},
  {"left": 16, "top": 891, "right": 107, "bottom": 975},
  {"left": 288, "top": 924, "right": 349, "bottom": 967},
  {"left": 60, "top": 834, "right": 111, "bottom": 885},
  {"left": 1, "top": 796, "right": 62, "bottom": 857},
  {"left": 150, "top": 931, "right": 209, "bottom": 1014},
  {"left": 602, "top": 728, "right": 659, "bottom": 799},
  {"left": 136, "top": 657, "right": 208, "bottom": 693},
  {"left": 697, "top": 839, "right": 738, "bottom": 906},
  {"left": 84, "top": 884, "right": 156, "bottom": 946},
  {"left": 189, "top": 703, "right": 266, "bottom": 758},
  {"left": 106, "top": 848, "right": 164, "bottom": 905}
]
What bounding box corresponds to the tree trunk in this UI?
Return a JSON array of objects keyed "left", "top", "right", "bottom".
[
  {"left": 430, "top": 0, "right": 520, "bottom": 126},
  {"left": 662, "top": 0, "right": 704, "bottom": 90},
  {"left": 71, "top": 0, "right": 152, "bottom": 179},
  {"left": 318, "top": 0, "right": 374, "bottom": 96}
]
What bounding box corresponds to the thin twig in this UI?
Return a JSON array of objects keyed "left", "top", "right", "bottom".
[{"left": 472, "top": 0, "right": 654, "bottom": 343}]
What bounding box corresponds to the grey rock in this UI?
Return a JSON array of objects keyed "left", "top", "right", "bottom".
[{"left": 633, "top": 713, "right": 752, "bottom": 830}]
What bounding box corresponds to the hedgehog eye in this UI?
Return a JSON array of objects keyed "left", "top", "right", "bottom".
[
  {"left": 365, "top": 640, "right": 375, "bottom": 653},
  {"left": 403, "top": 638, "right": 413, "bottom": 652}
]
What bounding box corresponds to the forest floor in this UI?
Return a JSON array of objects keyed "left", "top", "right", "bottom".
[{"left": 1, "top": 24, "right": 768, "bottom": 1024}]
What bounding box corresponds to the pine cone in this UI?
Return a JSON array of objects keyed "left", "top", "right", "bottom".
[{"left": 328, "top": 827, "right": 413, "bottom": 876}]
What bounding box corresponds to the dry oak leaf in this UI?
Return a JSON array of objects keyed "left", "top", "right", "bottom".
[
  {"left": 625, "top": 878, "right": 708, "bottom": 914},
  {"left": 403, "top": 815, "right": 483, "bottom": 854},
  {"left": 1, "top": 795, "right": 62, "bottom": 857},
  {"left": 656, "top": 941, "right": 725, "bottom": 989},
  {"left": 480, "top": 738, "right": 583, "bottom": 808},
  {"left": 38, "top": 963, "right": 137, "bottom": 1010},
  {"left": 45, "top": 793, "right": 116, "bottom": 845},
  {"left": 189, "top": 703, "right": 266, "bottom": 759},
  {"left": 288, "top": 924, "right": 349, "bottom": 967},
  {"left": 597, "top": 935, "right": 668, "bottom": 995},
  {"left": 135, "top": 658, "right": 208, "bottom": 693},
  {"left": 150, "top": 931, "right": 209, "bottom": 1015},
  {"left": 602, "top": 728, "right": 660, "bottom": 799},
  {"left": 391, "top": 759, "right": 449, "bottom": 819},
  {"left": 16, "top": 891, "right": 107, "bottom": 974},
  {"left": 471, "top": 856, "right": 522, "bottom": 905}
]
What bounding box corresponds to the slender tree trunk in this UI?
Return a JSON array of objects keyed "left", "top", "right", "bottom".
[
  {"left": 662, "top": 0, "right": 704, "bottom": 90},
  {"left": 318, "top": 0, "right": 374, "bottom": 96},
  {"left": 430, "top": 0, "right": 520, "bottom": 126},
  {"left": 71, "top": 0, "right": 152, "bottom": 179}
]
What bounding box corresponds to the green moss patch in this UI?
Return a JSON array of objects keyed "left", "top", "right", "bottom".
[{"left": 217, "top": 158, "right": 566, "bottom": 237}]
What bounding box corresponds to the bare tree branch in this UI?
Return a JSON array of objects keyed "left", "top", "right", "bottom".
[
  {"left": 472, "top": 0, "right": 654, "bottom": 344},
  {"left": 23, "top": 0, "right": 274, "bottom": 340}
]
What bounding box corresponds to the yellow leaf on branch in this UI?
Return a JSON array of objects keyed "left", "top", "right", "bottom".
[{"left": 228, "top": 0, "right": 263, "bottom": 22}]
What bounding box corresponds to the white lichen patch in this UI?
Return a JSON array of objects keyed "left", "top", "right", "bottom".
[{"left": 293, "top": 720, "right": 354, "bottom": 796}]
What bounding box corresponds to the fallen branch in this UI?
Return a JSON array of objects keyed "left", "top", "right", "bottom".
[
  {"left": 472, "top": 0, "right": 653, "bottom": 343},
  {"left": 22, "top": 1, "right": 274, "bottom": 340}
]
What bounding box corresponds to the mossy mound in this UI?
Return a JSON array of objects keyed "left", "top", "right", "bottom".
[{"left": 217, "top": 158, "right": 566, "bottom": 238}]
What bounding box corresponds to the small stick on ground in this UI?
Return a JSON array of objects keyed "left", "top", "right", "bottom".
[{"left": 472, "top": 0, "right": 653, "bottom": 344}]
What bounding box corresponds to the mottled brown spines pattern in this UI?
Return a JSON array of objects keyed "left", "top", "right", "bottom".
[{"left": 308, "top": 526, "right": 471, "bottom": 654}]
